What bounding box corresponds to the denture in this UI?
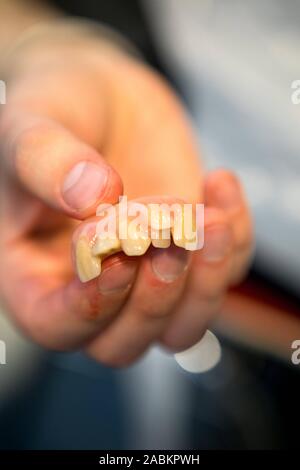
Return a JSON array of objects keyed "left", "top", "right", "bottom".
[{"left": 75, "top": 202, "right": 199, "bottom": 282}]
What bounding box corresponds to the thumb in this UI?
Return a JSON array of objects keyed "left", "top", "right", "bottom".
[{"left": 0, "top": 112, "right": 123, "bottom": 219}]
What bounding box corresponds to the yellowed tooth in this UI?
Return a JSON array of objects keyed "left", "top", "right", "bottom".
[
  {"left": 171, "top": 205, "right": 198, "bottom": 251},
  {"left": 148, "top": 204, "right": 173, "bottom": 231},
  {"left": 76, "top": 237, "right": 101, "bottom": 283},
  {"left": 151, "top": 228, "right": 171, "bottom": 248},
  {"left": 91, "top": 235, "right": 121, "bottom": 258},
  {"left": 120, "top": 219, "right": 151, "bottom": 256}
]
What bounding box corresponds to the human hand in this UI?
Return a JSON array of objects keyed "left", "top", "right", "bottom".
[{"left": 0, "top": 24, "right": 252, "bottom": 365}]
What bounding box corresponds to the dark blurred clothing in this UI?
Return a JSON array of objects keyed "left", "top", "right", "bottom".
[{"left": 0, "top": 343, "right": 300, "bottom": 449}]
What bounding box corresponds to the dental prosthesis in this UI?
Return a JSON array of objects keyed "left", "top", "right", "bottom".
[
  {"left": 75, "top": 200, "right": 221, "bottom": 375},
  {"left": 75, "top": 201, "right": 199, "bottom": 283}
]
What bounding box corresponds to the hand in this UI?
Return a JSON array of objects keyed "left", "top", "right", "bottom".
[{"left": 0, "top": 28, "right": 252, "bottom": 366}]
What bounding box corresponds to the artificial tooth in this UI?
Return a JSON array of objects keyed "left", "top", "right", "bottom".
[
  {"left": 120, "top": 219, "right": 151, "bottom": 256},
  {"left": 171, "top": 205, "right": 198, "bottom": 251},
  {"left": 76, "top": 237, "right": 101, "bottom": 283},
  {"left": 148, "top": 204, "right": 173, "bottom": 230},
  {"left": 91, "top": 235, "right": 121, "bottom": 257},
  {"left": 151, "top": 228, "right": 171, "bottom": 248}
]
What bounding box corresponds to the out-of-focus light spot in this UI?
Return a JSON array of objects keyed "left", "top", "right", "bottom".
[{"left": 174, "top": 330, "right": 221, "bottom": 373}]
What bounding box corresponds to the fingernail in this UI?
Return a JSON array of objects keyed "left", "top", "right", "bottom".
[
  {"left": 202, "top": 226, "right": 231, "bottom": 262},
  {"left": 62, "top": 161, "right": 108, "bottom": 211},
  {"left": 214, "top": 176, "right": 242, "bottom": 210},
  {"left": 98, "top": 261, "right": 137, "bottom": 294},
  {"left": 151, "top": 245, "right": 189, "bottom": 282}
]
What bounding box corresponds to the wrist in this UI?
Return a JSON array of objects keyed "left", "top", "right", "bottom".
[
  {"left": 2, "top": 18, "right": 142, "bottom": 80},
  {"left": 0, "top": 0, "right": 60, "bottom": 54}
]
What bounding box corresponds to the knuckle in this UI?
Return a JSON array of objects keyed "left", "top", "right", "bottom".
[
  {"left": 137, "top": 299, "right": 172, "bottom": 319},
  {"left": 200, "top": 283, "right": 226, "bottom": 302},
  {"left": 15, "top": 121, "right": 49, "bottom": 152}
]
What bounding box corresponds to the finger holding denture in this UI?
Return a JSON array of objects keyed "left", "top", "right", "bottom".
[{"left": 73, "top": 197, "right": 202, "bottom": 283}]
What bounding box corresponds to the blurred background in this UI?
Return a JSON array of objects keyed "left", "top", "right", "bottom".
[{"left": 1, "top": 0, "right": 300, "bottom": 450}]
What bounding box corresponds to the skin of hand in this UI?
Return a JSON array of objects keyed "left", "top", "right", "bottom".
[{"left": 0, "top": 33, "right": 253, "bottom": 366}]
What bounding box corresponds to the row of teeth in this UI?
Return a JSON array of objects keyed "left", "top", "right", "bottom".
[{"left": 76, "top": 205, "right": 198, "bottom": 283}]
